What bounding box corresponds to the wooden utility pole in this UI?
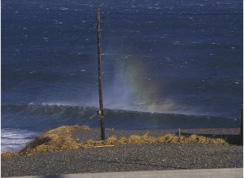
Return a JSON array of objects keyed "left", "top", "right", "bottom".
[
  {"left": 96, "top": 8, "right": 105, "bottom": 140},
  {"left": 240, "top": 106, "right": 243, "bottom": 138}
]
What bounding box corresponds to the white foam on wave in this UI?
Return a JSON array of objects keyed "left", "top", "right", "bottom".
[
  {"left": 40, "top": 102, "right": 70, "bottom": 107},
  {"left": 1, "top": 128, "right": 39, "bottom": 153}
]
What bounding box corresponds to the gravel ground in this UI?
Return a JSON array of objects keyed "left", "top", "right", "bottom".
[{"left": 1, "top": 128, "right": 243, "bottom": 177}]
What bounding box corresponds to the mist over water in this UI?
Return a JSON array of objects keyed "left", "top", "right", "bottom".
[
  {"left": 101, "top": 59, "right": 194, "bottom": 115},
  {"left": 96, "top": 53, "right": 232, "bottom": 117}
]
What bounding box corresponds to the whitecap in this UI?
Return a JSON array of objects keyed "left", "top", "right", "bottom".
[
  {"left": 60, "top": 7, "right": 69, "bottom": 11},
  {"left": 1, "top": 128, "right": 39, "bottom": 153}
]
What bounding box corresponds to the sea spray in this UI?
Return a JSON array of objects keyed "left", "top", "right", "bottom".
[{"left": 100, "top": 56, "right": 202, "bottom": 115}]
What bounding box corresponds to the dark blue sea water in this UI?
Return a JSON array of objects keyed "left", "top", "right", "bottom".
[{"left": 1, "top": 0, "right": 243, "bottom": 152}]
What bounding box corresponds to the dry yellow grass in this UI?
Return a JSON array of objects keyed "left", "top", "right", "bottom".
[
  {"left": 2, "top": 125, "right": 89, "bottom": 158},
  {"left": 1, "top": 125, "right": 230, "bottom": 158},
  {"left": 78, "top": 133, "right": 229, "bottom": 148}
]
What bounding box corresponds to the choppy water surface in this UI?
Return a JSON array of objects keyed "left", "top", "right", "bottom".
[{"left": 1, "top": 0, "right": 242, "bottom": 152}]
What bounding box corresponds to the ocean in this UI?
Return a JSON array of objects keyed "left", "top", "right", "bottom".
[{"left": 1, "top": 0, "right": 243, "bottom": 153}]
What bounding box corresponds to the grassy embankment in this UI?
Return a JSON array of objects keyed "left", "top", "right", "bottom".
[{"left": 1, "top": 125, "right": 239, "bottom": 158}]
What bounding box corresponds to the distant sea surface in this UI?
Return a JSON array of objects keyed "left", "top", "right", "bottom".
[{"left": 1, "top": 0, "right": 243, "bottom": 152}]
